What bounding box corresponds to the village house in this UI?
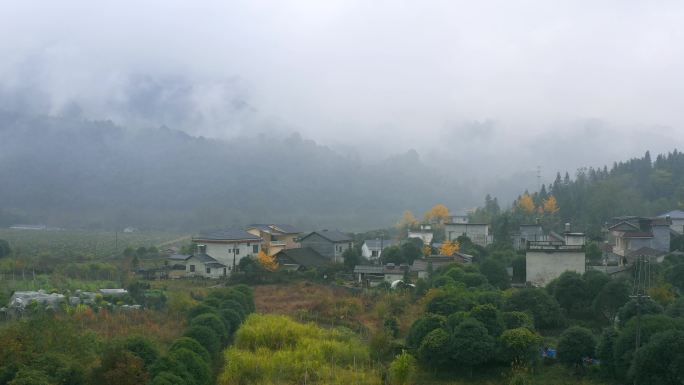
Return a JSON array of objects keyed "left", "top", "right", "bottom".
[
  {"left": 447, "top": 213, "right": 469, "bottom": 224},
  {"left": 275, "top": 247, "right": 330, "bottom": 271},
  {"left": 246, "top": 224, "right": 302, "bottom": 256},
  {"left": 185, "top": 253, "right": 227, "bottom": 279},
  {"left": 192, "top": 229, "right": 262, "bottom": 273},
  {"left": 444, "top": 221, "right": 492, "bottom": 247},
  {"left": 408, "top": 224, "right": 434, "bottom": 245},
  {"left": 166, "top": 252, "right": 227, "bottom": 279},
  {"left": 512, "top": 223, "right": 545, "bottom": 250},
  {"left": 526, "top": 241, "right": 586, "bottom": 287},
  {"left": 361, "top": 239, "right": 397, "bottom": 261},
  {"left": 659, "top": 210, "right": 684, "bottom": 235},
  {"left": 608, "top": 216, "right": 671, "bottom": 259},
  {"left": 411, "top": 253, "right": 473, "bottom": 279},
  {"left": 298, "top": 230, "right": 353, "bottom": 263},
  {"left": 353, "top": 263, "right": 409, "bottom": 287}
]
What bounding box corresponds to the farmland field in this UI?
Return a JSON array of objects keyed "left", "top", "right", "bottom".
[{"left": 0, "top": 228, "right": 185, "bottom": 260}]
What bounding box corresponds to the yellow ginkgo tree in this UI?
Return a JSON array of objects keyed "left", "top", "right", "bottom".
[
  {"left": 542, "top": 195, "right": 560, "bottom": 214},
  {"left": 439, "top": 240, "right": 460, "bottom": 256},
  {"left": 517, "top": 193, "right": 535, "bottom": 214},
  {"left": 257, "top": 250, "right": 278, "bottom": 271},
  {"left": 424, "top": 204, "right": 450, "bottom": 223}
]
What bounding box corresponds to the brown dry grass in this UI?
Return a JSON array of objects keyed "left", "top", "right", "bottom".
[
  {"left": 66, "top": 308, "right": 186, "bottom": 348},
  {"left": 253, "top": 281, "right": 425, "bottom": 338}
]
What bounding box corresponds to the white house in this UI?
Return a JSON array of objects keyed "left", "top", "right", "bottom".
[
  {"left": 361, "top": 239, "right": 397, "bottom": 260},
  {"left": 192, "top": 229, "right": 263, "bottom": 274},
  {"left": 186, "top": 254, "right": 227, "bottom": 278},
  {"left": 526, "top": 242, "right": 585, "bottom": 287},
  {"left": 444, "top": 222, "right": 492, "bottom": 247}
]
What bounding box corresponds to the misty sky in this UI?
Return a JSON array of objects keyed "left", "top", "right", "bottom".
[{"left": 1, "top": 0, "right": 684, "bottom": 197}]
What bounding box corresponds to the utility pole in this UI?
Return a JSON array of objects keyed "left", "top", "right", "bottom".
[{"left": 630, "top": 254, "right": 651, "bottom": 357}]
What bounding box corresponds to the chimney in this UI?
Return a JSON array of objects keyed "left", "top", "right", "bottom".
[
  {"left": 565, "top": 223, "right": 571, "bottom": 232},
  {"left": 535, "top": 218, "right": 541, "bottom": 225}
]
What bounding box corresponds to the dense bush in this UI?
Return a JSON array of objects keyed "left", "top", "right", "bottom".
[
  {"left": 167, "top": 348, "right": 211, "bottom": 385},
  {"left": 190, "top": 313, "right": 229, "bottom": 342},
  {"left": 498, "top": 327, "right": 542, "bottom": 365},
  {"left": 170, "top": 337, "right": 211, "bottom": 363},
  {"left": 628, "top": 329, "right": 684, "bottom": 385},
  {"left": 406, "top": 313, "right": 446, "bottom": 348},
  {"left": 505, "top": 288, "right": 564, "bottom": 330},
  {"left": 557, "top": 326, "right": 595, "bottom": 367}
]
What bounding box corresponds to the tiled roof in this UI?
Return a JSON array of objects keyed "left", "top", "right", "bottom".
[
  {"left": 168, "top": 254, "right": 192, "bottom": 261},
  {"left": 194, "top": 229, "right": 262, "bottom": 242},
  {"left": 276, "top": 247, "right": 330, "bottom": 268},
  {"left": 300, "top": 229, "right": 352, "bottom": 243},
  {"left": 191, "top": 253, "right": 224, "bottom": 265},
  {"left": 660, "top": 210, "right": 684, "bottom": 219},
  {"left": 353, "top": 265, "right": 384, "bottom": 274}
]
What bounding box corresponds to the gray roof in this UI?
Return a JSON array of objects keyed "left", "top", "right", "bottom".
[
  {"left": 190, "top": 253, "right": 225, "bottom": 265},
  {"left": 660, "top": 210, "right": 684, "bottom": 219},
  {"left": 194, "top": 229, "right": 262, "bottom": 242},
  {"left": 353, "top": 265, "right": 384, "bottom": 274},
  {"left": 363, "top": 239, "right": 397, "bottom": 249},
  {"left": 276, "top": 247, "right": 330, "bottom": 268},
  {"left": 168, "top": 254, "right": 192, "bottom": 261},
  {"left": 248, "top": 224, "right": 301, "bottom": 234},
  {"left": 300, "top": 229, "right": 352, "bottom": 243}
]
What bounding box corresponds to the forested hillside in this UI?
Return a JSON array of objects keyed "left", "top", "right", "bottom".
[
  {"left": 0, "top": 111, "right": 467, "bottom": 231},
  {"left": 473, "top": 151, "right": 684, "bottom": 239}
]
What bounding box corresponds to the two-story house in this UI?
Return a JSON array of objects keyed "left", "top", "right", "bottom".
[
  {"left": 444, "top": 222, "right": 492, "bottom": 247},
  {"left": 298, "top": 230, "right": 353, "bottom": 263},
  {"left": 192, "top": 229, "right": 262, "bottom": 273},
  {"left": 526, "top": 241, "right": 586, "bottom": 287},
  {"left": 608, "top": 216, "right": 671, "bottom": 260},
  {"left": 246, "top": 224, "right": 301, "bottom": 256}
]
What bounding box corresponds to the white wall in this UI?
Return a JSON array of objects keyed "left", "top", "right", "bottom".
[
  {"left": 445, "top": 223, "right": 490, "bottom": 246},
  {"left": 526, "top": 250, "right": 585, "bottom": 287},
  {"left": 203, "top": 241, "right": 260, "bottom": 273}
]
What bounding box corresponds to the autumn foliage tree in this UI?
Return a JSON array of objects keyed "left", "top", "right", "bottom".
[
  {"left": 256, "top": 250, "right": 278, "bottom": 271},
  {"left": 439, "top": 240, "right": 460, "bottom": 256},
  {"left": 516, "top": 193, "right": 535, "bottom": 214},
  {"left": 424, "top": 204, "right": 450, "bottom": 224},
  {"left": 542, "top": 195, "right": 559, "bottom": 214},
  {"left": 394, "top": 210, "right": 420, "bottom": 237}
]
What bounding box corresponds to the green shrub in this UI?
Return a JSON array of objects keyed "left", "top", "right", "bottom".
[
  {"left": 170, "top": 337, "right": 211, "bottom": 363},
  {"left": 190, "top": 313, "right": 229, "bottom": 341},
  {"left": 406, "top": 313, "right": 446, "bottom": 348},
  {"left": 184, "top": 326, "right": 220, "bottom": 356},
  {"left": 168, "top": 348, "right": 211, "bottom": 385}
]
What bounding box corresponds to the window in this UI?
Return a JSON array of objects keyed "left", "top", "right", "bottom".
[
  {"left": 253, "top": 245, "right": 259, "bottom": 253},
  {"left": 189, "top": 265, "right": 195, "bottom": 272},
  {"left": 235, "top": 248, "right": 240, "bottom": 255},
  {"left": 371, "top": 250, "right": 378, "bottom": 257},
  {"left": 206, "top": 267, "right": 211, "bottom": 274},
  {"left": 223, "top": 268, "right": 227, "bottom": 275}
]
